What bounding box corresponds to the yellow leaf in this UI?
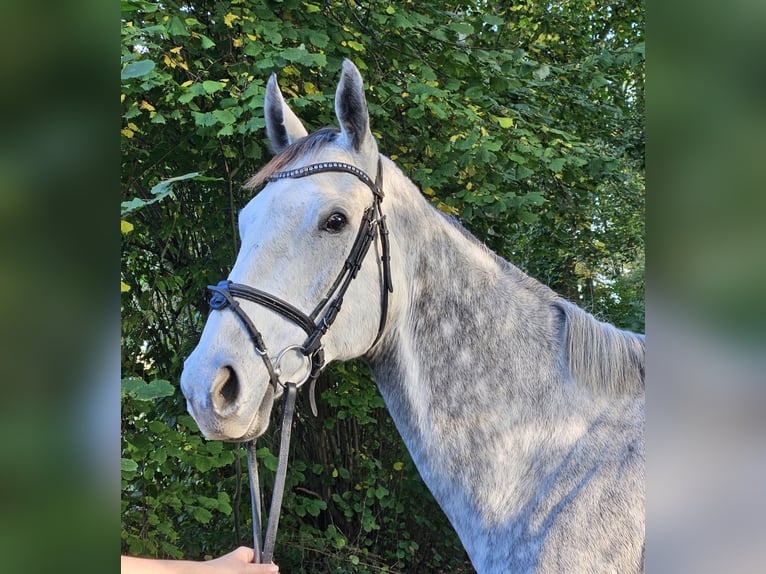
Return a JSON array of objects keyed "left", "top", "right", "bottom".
[
  {"left": 246, "top": 34, "right": 258, "bottom": 41},
  {"left": 423, "top": 187, "right": 435, "bottom": 196},
  {"left": 223, "top": 13, "right": 239, "bottom": 27},
  {"left": 163, "top": 54, "right": 174, "bottom": 68},
  {"left": 121, "top": 220, "right": 134, "bottom": 234},
  {"left": 170, "top": 46, "right": 182, "bottom": 54},
  {"left": 121, "top": 128, "right": 134, "bottom": 138},
  {"left": 181, "top": 80, "right": 193, "bottom": 88},
  {"left": 121, "top": 281, "right": 131, "bottom": 293},
  {"left": 232, "top": 37, "right": 243, "bottom": 48},
  {"left": 120, "top": 93, "right": 125, "bottom": 103},
  {"left": 139, "top": 100, "right": 155, "bottom": 112},
  {"left": 436, "top": 201, "right": 459, "bottom": 216}
]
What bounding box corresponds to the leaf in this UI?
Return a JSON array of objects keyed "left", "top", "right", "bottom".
[
  {"left": 257, "top": 447, "right": 278, "bottom": 472},
  {"left": 346, "top": 40, "right": 365, "bottom": 52},
  {"left": 202, "top": 80, "right": 224, "bottom": 94},
  {"left": 590, "top": 74, "right": 608, "bottom": 89},
  {"left": 548, "top": 158, "right": 566, "bottom": 172},
  {"left": 482, "top": 14, "right": 504, "bottom": 26},
  {"left": 304, "top": 29, "right": 329, "bottom": 48},
  {"left": 121, "top": 377, "right": 144, "bottom": 396},
  {"left": 494, "top": 116, "right": 514, "bottom": 129},
  {"left": 167, "top": 15, "right": 189, "bottom": 36},
  {"left": 120, "top": 220, "right": 134, "bottom": 234},
  {"left": 516, "top": 165, "right": 535, "bottom": 179},
  {"left": 510, "top": 153, "right": 526, "bottom": 164},
  {"left": 199, "top": 34, "right": 215, "bottom": 49},
  {"left": 121, "top": 458, "right": 138, "bottom": 473},
  {"left": 121, "top": 59, "right": 155, "bottom": 81},
  {"left": 122, "top": 378, "right": 175, "bottom": 401},
  {"left": 212, "top": 109, "right": 236, "bottom": 125},
  {"left": 448, "top": 22, "right": 474, "bottom": 36},
  {"left": 148, "top": 420, "right": 167, "bottom": 434},
  {"left": 464, "top": 85, "right": 483, "bottom": 99},
  {"left": 121, "top": 172, "right": 200, "bottom": 216},
  {"left": 192, "top": 507, "right": 212, "bottom": 524},
  {"left": 524, "top": 191, "right": 545, "bottom": 206}
]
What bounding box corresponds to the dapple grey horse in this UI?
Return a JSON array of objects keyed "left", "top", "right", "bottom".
[{"left": 181, "top": 60, "right": 645, "bottom": 573}]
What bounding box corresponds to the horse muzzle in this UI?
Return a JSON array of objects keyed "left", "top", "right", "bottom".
[{"left": 180, "top": 358, "right": 276, "bottom": 441}]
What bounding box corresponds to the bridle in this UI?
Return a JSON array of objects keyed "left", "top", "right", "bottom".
[{"left": 205, "top": 158, "right": 392, "bottom": 563}]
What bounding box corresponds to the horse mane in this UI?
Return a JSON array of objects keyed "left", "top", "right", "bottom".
[
  {"left": 244, "top": 127, "right": 341, "bottom": 190},
  {"left": 435, "top": 208, "right": 646, "bottom": 396},
  {"left": 555, "top": 299, "right": 645, "bottom": 396}
]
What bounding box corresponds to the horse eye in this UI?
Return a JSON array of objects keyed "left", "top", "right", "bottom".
[{"left": 324, "top": 212, "right": 347, "bottom": 232}]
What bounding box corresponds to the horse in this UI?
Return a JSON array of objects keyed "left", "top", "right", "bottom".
[{"left": 180, "top": 60, "right": 645, "bottom": 573}]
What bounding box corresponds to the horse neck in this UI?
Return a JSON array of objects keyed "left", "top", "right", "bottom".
[
  {"left": 370, "top": 160, "right": 567, "bottom": 423},
  {"left": 363, "top": 161, "right": 645, "bottom": 569},
  {"left": 367, "top": 164, "right": 585, "bottom": 521}
]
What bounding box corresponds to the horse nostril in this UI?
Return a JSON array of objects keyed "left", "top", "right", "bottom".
[{"left": 214, "top": 366, "right": 240, "bottom": 412}]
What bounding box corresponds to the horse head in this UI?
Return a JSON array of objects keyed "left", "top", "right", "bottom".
[{"left": 180, "top": 61, "right": 391, "bottom": 441}]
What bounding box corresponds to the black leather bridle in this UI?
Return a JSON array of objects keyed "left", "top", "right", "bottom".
[{"left": 204, "top": 159, "right": 393, "bottom": 563}]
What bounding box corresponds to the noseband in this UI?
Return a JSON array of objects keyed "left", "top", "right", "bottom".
[{"left": 204, "top": 158, "right": 393, "bottom": 563}]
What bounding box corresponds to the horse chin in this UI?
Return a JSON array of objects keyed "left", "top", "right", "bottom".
[
  {"left": 233, "top": 384, "right": 277, "bottom": 442},
  {"left": 199, "top": 383, "right": 277, "bottom": 442}
]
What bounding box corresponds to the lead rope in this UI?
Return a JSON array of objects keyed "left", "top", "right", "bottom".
[
  {"left": 248, "top": 382, "right": 298, "bottom": 564},
  {"left": 246, "top": 442, "right": 263, "bottom": 560}
]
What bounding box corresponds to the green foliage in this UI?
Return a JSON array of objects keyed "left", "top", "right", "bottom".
[
  {"left": 121, "top": 376, "right": 240, "bottom": 559},
  {"left": 121, "top": 0, "right": 643, "bottom": 571}
]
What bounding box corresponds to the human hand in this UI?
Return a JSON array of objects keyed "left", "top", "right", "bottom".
[
  {"left": 121, "top": 547, "right": 278, "bottom": 574},
  {"left": 202, "top": 547, "right": 278, "bottom": 573}
]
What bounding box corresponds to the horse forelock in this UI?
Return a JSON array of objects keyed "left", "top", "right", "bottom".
[{"left": 244, "top": 127, "right": 341, "bottom": 190}]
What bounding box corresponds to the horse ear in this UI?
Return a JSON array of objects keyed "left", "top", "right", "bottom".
[
  {"left": 335, "top": 59, "right": 377, "bottom": 158},
  {"left": 264, "top": 73, "right": 308, "bottom": 153}
]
